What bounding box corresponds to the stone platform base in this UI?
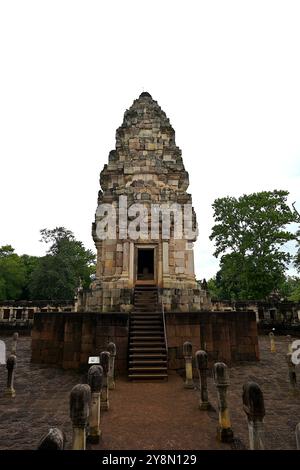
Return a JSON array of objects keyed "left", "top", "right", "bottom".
[{"left": 31, "top": 310, "right": 259, "bottom": 373}]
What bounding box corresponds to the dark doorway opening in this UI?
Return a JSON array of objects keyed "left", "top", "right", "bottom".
[{"left": 137, "top": 249, "right": 154, "bottom": 281}]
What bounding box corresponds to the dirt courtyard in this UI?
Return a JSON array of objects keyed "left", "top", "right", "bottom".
[{"left": 0, "top": 334, "right": 299, "bottom": 450}]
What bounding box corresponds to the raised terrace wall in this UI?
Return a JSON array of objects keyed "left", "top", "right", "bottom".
[
  {"left": 31, "top": 312, "right": 129, "bottom": 373},
  {"left": 31, "top": 310, "right": 259, "bottom": 373},
  {"left": 166, "top": 310, "right": 259, "bottom": 371}
]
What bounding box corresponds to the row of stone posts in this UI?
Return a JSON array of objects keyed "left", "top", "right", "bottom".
[
  {"left": 3, "top": 332, "right": 19, "bottom": 398},
  {"left": 269, "top": 333, "right": 298, "bottom": 388},
  {"left": 37, "top": 342, "right": 117, "bottom": 450},
  {"left": 183, "top": 341, "right": 266, "bottom": 449}
]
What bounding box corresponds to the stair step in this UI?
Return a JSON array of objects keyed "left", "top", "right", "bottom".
[
  {"left": 130, "top": 334, "right": 164, "bottom": 338},
  {"left": 130, "top": 336, "right": 164, "bottom": 340},
  {"left": 131, "top": 316, "right": 161, "bottom": 320},
  {"left": 129, "top": 359, "right": 167, "bottom": 364},
  {"left": 131, "top": 327, "right": 162, "bottom": 330},
  {"left": 130, "top": 352, "right": 167, "bottom": 356},
  {"left": 129, "top": 366, "right": 167, "bottom": 371},
  {"left": 128, "top": 373, "right": 168, "bottom": 379},
  {"left": 131, "top": 320, "right": 161, "bottom": 323},
  {"left": 130, "top": 346, "right": 166, "bottom": 353}
]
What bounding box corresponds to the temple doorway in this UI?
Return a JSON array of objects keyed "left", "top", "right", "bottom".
[{"left": 136, "top": 248, "right": 155, "bottom": 284}]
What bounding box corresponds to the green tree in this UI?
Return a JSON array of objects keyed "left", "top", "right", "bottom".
[
  {"left": 19, "top": 254, "right": 39, "bottom": 300},
  {"left": 210, "top": 190, "right": 297, "bottom": 300},
  {"left": 0, "top": 245, "right": 26, "bottom": 300},
  {"left": 206, "top": 276, "right": 223, "bottom": 300},
  {"left": 29, "top": 227, "right": 96, "bottom": 300},
  {"left": 280, "top": 275, "right": 300, "bottom": 301}
]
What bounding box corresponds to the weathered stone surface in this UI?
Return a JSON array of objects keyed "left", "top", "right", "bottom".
[
  {"left": 37, "top": 428, "right": 65, "bottom": 450},
  {"left": 88, "top": 365, "right": 103, "bottom": 393},
  {"left": 242, "top": 381, "right": 265, "bottom": 450},
  {"left": 69, "top": 384, "right": 91, "bottom": 428},
  {"left": 75, "top": 92, "right": 210, "bottom": 313}
]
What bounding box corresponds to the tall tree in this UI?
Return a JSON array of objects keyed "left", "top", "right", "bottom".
[
  {"left": 0, "top": 245, "right": 26, "bottom": 300},
  {"left": 280, "top": 275, "right": 300, "bottom": 302},
  {"left": 29, "top": 227, "right": 96, "bottom": 300},
  {"left": 210, "top": 190, "right": 297, "bottom": 300},
  {"left": 19, "top": 254, "right": 39, "bottom": 300}
]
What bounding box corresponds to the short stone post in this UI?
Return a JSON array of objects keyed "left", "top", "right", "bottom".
[
  {"left": 87, "top": 365, "right": 103, "bottom": 444},
  {"left": 286, "top": 335, "right": 292, "bottom": 354},
  {"left": 195, "top": 350, "right": 210, "bottom": 410},
  {"left": 269, "top": 332, "right": 276, "bottom": 353},
  {"left": 213, "top": 362, "right": 233, "bottom": 442},
  {"left": 286, "top": 352, "right": 297, "bottom": 388},
  {"left": 242, "top": 381, "right": 265, "bottom": 450},
  {"left": 107, "top": 342, "right": 116, "bottom": 390},
  {"left": 11, "top": 332, "right": 19, "bottom": 355},
  {"left": 183, "top": 341, "right": 194, "bottom": 389},
  {"left": 100, "top": 351, "right": 110, "bottom": 411},
  {"left": 296, "top": 423, "right": 300, "bottom": 450},
  {"left": 70, "top": 384, "right": 91, "bottom": 450},
  {"left": 37, "top": 428, "right": 65, "bottom": 450},
  {"left": 5, "top": 354, "right": 16, "bottom": 397}
]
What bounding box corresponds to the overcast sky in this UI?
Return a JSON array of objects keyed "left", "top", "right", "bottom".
[{"left": 1, "top": 1, "right": 300, "bottom": 280}]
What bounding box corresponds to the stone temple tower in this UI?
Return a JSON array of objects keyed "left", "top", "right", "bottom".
[{"left": 78, "top": 92, "right": 210, "bottom": 312}]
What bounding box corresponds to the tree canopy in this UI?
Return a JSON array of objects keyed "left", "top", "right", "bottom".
[
  {"left": 209, "top": 190, "right": 298, "bottom": 300},
  {"left": 0, "top": 245, "right": 26, "bottom": 301},
  {"left": 0, "top": 228, "right": 96, "bottom": 301},
  {"left": 29, "top": 227, "right": 96, "bottom": 300}
]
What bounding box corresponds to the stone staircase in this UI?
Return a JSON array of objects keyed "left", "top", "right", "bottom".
[{"left": 128, "top": 286, "right": 168, "bottom": 380}]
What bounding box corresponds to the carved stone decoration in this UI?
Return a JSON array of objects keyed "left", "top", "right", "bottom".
[{"left": 76, "top": 92, "right": 211, "bottom": 313}]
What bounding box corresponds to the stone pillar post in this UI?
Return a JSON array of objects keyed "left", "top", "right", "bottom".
[
  {"left": 37, "top": 428, "right": 65, "bottom": 450},
  {"left": 100, "top": 351, "right": 110, "bottom": 411},
  {"left": 87, "top": 365, "right": 103, "bottom": 444},
  {"left": 286, "top": 335, "right": 292, "bottom": 354},
  {"left": 95, "top": 242, "right": 103, "bottom": 279},
  {"left": 129, "top": 242, "right": 134, "bottom": 288},
  {"left": 213, "top": 362, "right": 234, "bottom": 443},
  {"left": 286, "top": 352, "right": 297, "bottom": 388},
  {"left": 69, "top": 384, "right": 91, "bottom": 450},
  {"left": 195, "top": 350, "right": 210, "bottom": 410},
  {"left": 296, "top": 423, "right": 300, "bottom": 450},
  {"left": 186, "top": 242, "right": 195, "bottom": 281},
  {"left": 121, "top": 241, "right": 129, "bottom": 280},
  {"left": 183, "top": 341, "right": 194, "bottom": 389},
  {"left": 269, "top": 332, "right": 276, "bottom": 353},
  {"left": 11, "top": 332, "right": 18, "bottom": 355},
  {"left": 157, "top": 242, "right": 163, "bottom": 287},
  {"left": 5, "top": 354, "right": 16, "bottom": 397},
  {"left": 162, "top": 241, "right": 170, "bottom": 284},
  {"left": 107, "top": 342, "right": 117, "bottom": 390},
  {"left": 242, "top": 381, "right": 265, "bottom": 450}
]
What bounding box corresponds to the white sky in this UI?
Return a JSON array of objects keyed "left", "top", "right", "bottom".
[{"left": 0, "top": 1, "right": 300, "bottom": 280}]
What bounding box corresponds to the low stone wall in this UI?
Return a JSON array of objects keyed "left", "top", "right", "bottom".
[
  {"left": 31, "top": 310, "right": 259, "bottom": 374},
  {"left": 166, "top": 310, "right": 259, "bottom": 371},
  {"left": 31, "top": 312, "right": 129, "bottom": 373}
]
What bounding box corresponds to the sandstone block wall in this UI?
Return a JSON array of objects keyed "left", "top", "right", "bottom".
[
  {"left": 31, "top": 310, "right": 259, "bottom": 373},
  {"left": 31, "top": 312, "right": 129, "bottom": 373},
  {"left": 165, "top": 310, "right": 259, "bottom": 371}
]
